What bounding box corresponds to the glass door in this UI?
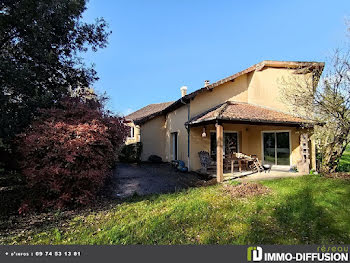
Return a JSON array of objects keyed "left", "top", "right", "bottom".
[
  {"left": 263, "top": 132, "right": 290, "bottom": 166},
  {"left": 276, "top": 132, "right": 290, "bottom": 165},
  {"left": 263, "top": 132, "right": 276, "bottom": 165}
]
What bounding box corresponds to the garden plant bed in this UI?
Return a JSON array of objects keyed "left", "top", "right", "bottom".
[
  {"left": 223, "top": 182, "right": 271, "bottom": 198},
  {"left": 324, "top": 173, "right": 350, "bottom": 180}
]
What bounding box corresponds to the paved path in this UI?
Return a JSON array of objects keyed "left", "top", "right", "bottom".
[
  {"left": 228, "top": 169, "right": 304, "bottom": 182},
  {"left": 112, "top": 163, "right": 205, "bottom": 198}
]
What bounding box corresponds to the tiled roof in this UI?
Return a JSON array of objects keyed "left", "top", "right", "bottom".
[
  {"left": 125, "top": 101, "right": 174, "bottom": 122},
  {"left": 187, "top": 101, "right": 313, "bottom": 126}
]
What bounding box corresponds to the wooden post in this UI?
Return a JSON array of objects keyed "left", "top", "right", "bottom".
[
  {"left": 297, "top": 133, "right": 310, "bottom": 174},
  {"left": 216, "top": 122, "right": 224, "bottom": 183},
  {"left": 311, "top": 135, "right": 316, "bottom": 171}
]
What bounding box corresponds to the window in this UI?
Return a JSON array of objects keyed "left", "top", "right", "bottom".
[
  {"left": 129, "top": 126, "right": 135, "bottom": 138},
  {"left": 171, "top": 132, "right": 178, "bottom": 160},
  {"left": 210, "top": 131, "right": 239, "bottom": 159}
]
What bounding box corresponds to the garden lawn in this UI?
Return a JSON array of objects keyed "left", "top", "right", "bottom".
[
  {"left": 338, "top": 146, "right": 350, "bottom": 172},
  {"left": 2, "top": 175, "right": 350, "bottom": 245}
]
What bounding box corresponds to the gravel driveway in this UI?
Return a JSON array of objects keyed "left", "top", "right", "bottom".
[{"left": 111, "top": 163, "right": 208, "bottom": 198}]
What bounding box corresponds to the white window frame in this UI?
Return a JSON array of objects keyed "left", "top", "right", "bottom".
[{"left": 129, "top": 126, "right": 135, "bottom": 139}]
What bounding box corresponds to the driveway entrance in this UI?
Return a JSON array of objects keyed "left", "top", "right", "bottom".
[{"left": 112, "top": 163, "right": 207, "bottom": 198}]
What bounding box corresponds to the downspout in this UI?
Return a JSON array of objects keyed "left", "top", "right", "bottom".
[
  {"left": 187, "top": 102, "right": 190, "bottom": 170},
  {"left": 180, "top": 97, "right": 190, "bottom": 170}
]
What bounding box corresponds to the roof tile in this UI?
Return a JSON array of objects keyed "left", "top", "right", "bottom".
[
  {"left": 125, "top": 101, "right": 174, "bottom": 122},
  {"left": 188, "top": 101, "right": 312, "bottom": 126}
]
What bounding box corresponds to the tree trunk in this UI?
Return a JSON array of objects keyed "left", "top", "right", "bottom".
[{"left": 321, "top": 131, "right": 349, "bottom": 173}]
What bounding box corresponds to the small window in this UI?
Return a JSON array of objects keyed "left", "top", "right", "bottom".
[{"left": 129, "top": 127, "right": 135, "bottom": 138}]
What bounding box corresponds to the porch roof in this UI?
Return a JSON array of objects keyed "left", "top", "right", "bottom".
[{"left": 186, "top": 101, "right": 314, "bottom": 127}]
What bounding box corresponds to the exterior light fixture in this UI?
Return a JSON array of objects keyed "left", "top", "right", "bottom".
[{"left": 202, "top": 127, "right": 207, "bottom": 138}]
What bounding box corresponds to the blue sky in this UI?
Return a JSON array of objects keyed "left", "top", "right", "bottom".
[{"left": 82, "top": 0, "right": 349, "bottom": 115}]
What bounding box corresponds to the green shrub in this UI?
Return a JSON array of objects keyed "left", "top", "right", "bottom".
[
  {"left": 337, "top": 164, "right": 350, "bottom": 172},
  {"left": 119, "top": 142, "right": 143, "bottom": 163}
]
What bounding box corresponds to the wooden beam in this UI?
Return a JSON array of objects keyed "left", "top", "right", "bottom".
[
  {"left": 297, "top": 133, "right": 310, "bottom": 174},
  {"left": 311, "top": 135, "right": 316, "bottom": 170},
  {"left": 216, "top": 122, "right": 224, "bottom": 183}
]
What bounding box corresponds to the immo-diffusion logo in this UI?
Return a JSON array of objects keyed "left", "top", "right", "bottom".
[
  {"left": 247, "top": 246, "right": 349, "bottom": 262},
  {"left": 247, "top": 246, "right": 263, "bottom": 261}
]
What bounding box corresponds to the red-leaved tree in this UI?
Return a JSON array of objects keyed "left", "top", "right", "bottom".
[{"left": 16, "top": 97, "right": 128, "bottom": 213}]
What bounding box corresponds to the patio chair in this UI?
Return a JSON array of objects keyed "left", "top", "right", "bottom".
[{"left": 198, "top": 151, "right": 211, "bottom": 173}]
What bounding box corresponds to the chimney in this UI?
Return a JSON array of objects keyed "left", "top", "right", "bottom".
[
  {"left": 204, "top": 80, "right": 210, "bottom": 87},
  {"left": 180, "top": 86, "right": 187, "bottom": 97}
]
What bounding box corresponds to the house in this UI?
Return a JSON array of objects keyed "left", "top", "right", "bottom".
[
  {"left": 125, "top": 60, "right": 324, "bottom": 182},
  {"left": 125, "top": 101, "right": 173, "bottom": 145}
]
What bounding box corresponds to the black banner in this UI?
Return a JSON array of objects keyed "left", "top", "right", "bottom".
[{"left": 0, "top": 245, "right": 349, "bottom": 263}]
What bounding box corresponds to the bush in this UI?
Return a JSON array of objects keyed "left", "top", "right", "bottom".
[
  {"left": 119, "top": 142, "right": 143, "bottom": 163},
  {"left": 16, "top": 98, "right": 128, "bottom": 213}
]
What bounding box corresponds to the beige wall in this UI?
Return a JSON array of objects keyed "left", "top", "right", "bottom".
[
  {"left": 164, "top": 104, "right": 189, "bottom": 164},
  {"left": 190, "top": 67, "right": 312, "bottom": 119},
  {"left": 190, "top": 74, "right": 249, "bottom": 118},
  {"left": 247, "top": 67, "right": 311, "bottom": 113},
  {"left": 189, "top": 123, "right": 304, "bottom": 171},
  {"left": 139, "top": 105, "right": 189, "bottom": 164},
  {"left": 190, "top": 126, "right": 212, "bottom": 171},
  {"left": 140, "top": 115, "right": 167, "bottom": 161},
  {"left": 125, "top": 122, "right": 140, "bottom": 145}
]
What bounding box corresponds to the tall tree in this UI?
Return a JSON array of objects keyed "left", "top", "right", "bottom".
[
  {"left": 0, "top": 0, "right": 110, "bottom": 143},
  {"left": 280, "top": 38, "right": 350, "bottom": 173}
]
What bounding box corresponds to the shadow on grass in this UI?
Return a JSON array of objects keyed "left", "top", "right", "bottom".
[{"left": 247, "top": 186, "right": 348, "bottom": 244}]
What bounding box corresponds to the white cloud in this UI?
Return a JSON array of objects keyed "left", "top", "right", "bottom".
[{"left": 122, "top": 108, "right": 134, "bottom": 116}]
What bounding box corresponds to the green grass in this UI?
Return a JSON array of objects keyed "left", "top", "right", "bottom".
[
  {"left": 338, "top": 146, "right": 350, "bottom": 172},
  {"left": 3, "top": 175, "right": 350, "bottom": 245}
]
